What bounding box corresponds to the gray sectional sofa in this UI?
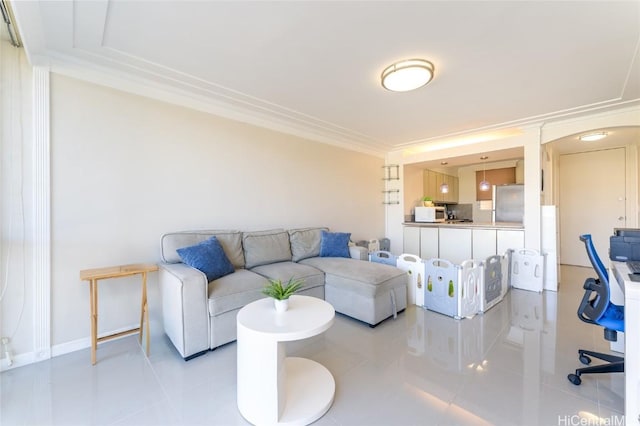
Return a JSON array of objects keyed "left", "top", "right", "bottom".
[{"left": 159, "top": 227, "right": 408, "bottom": 360}]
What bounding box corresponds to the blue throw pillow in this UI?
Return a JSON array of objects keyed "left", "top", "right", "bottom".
[
  {"left": 319, "top": 231, "right": 351, "bottom": 258},
  {"left": 176, "top": 236, "right": 235, "bottom": 282}
]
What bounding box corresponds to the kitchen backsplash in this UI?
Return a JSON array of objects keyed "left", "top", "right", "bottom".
[
  {"left": 405, "top": 203, "right": 473, "bottom": 222},
  {"left": 449, "top": 203, "right": 472, "bottom": 220}
]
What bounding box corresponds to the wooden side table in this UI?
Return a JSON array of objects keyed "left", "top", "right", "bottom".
[{"left": 80, "top": 263, "right": 158, "bottom": 365}]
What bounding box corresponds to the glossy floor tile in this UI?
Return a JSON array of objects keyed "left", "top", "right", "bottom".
[{"left": 1, "top": 265, "right": 626, "bottom": 425}]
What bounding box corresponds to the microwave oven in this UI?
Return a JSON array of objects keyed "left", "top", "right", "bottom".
[{"left": 415, "top": 206, "right": 446, "bottom": 223}]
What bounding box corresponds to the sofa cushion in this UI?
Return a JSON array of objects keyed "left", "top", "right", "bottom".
[
  {"left": 300, "top": 257, "right": 407, "bottom": 297},
  {"left": 288, "top": 227, "right": 328, "bottom": 261},
  {"left": 176, "top": 236, "right": 235, "bottom": 282},
  {"left": 243, "top": 229, "right": 292, "bottom": 269},
  {"left": 250, "top": 261, "right": 325, "bottom": 291},
  {"left": 161, "top": 230, "right": 245, "bottom": 268},
  {"left": 319, "top": 230, "right": 351, "bottom": 258},
  {"left": 207, "top": 269, "right": 269, "bottom": 316}
]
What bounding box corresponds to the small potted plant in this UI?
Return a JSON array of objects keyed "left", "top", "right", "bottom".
[
  {"left": 422, "top": 196, "right": 434, "bottom": 207},
  {"left": 262, "top": 277, "right": 304, "bottom": 312}
]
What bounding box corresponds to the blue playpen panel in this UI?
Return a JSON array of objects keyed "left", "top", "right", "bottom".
[
  {"left": 369, "top": 250, "right": 398, "bottom": 266},
  {"left": 424, "top": 258, "right": 460, "bottom": 318}
]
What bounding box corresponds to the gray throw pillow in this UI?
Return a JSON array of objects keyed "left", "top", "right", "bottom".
[
  {"left": 289, "top": 227, "right": 328, "bottom": 261},
  {"left": 243, "top": 230, "right": 292, "bottom": 269}
]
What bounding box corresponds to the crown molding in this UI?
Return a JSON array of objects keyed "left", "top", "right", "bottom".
[{"left": 45, "top": 49, "right": 388, "bottom": 158}]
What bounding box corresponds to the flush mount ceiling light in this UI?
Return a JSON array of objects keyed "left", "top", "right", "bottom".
[
  {"left": 579, "top": 132, "right": 608, "bottom": 142},
  {"left": 381, "top": 59, "right": 434, "bottom": 92}
]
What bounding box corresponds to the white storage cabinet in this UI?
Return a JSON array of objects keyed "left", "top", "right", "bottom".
[
  {"left": 439, "top": 228, "right": 472, "bottom": 265},
  {"left": 472, "top": 229, "right": 497, "bottom": 261},
  {"left": 403, "top": 227, "right": 420, "bottom": 256},
  {"left": 420, "top": 227, "right": 439, "bottom": 260}
]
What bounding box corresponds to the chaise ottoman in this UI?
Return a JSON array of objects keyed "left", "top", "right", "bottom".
[{"left": 300, "top": 257, "right": 407, "bottom": 326}]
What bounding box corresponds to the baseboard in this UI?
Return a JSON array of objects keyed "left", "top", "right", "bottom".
[
  {"left": 0, "top": 323, "right": 139, "bottom": 372},
  {"left": 0, "top": 351, "right": 41, "bottom": 372},
  {"left": 52, "top": 323, "right": 140, "bottom": 357}
]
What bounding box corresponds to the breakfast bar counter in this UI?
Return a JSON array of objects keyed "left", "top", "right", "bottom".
[
  {"left": 403, "top": 221, "right": 524, "bottom": 230},
  {"left": 403, "top": 222, "right": 525, "bottom": 264}
]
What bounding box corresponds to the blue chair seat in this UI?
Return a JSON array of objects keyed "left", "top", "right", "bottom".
[{"left": 599, "top": 303, "right": 624, "bottom": 332}]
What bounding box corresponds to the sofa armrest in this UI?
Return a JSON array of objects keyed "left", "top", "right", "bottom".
[
  {"left": 349, "top": 245, "right": 368, "bottom": 261},
  {"left": 158, "top": 263, "right": 210, "bottom": 359}
]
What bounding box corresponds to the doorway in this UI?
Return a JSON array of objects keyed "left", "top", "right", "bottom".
[{"left": 559, "top": 148, "right": 626, "bottom": 267}]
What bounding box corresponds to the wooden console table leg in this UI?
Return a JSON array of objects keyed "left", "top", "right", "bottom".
[
  {"left": 140, "top": 272, "right": 150, "bottom": 356},
  {"left": 90, "top": 279, "right": 98, "bottom": 365}
]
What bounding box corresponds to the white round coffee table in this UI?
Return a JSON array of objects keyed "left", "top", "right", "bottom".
[{"left": 236, "top": 295, "right": 335, "bottom": 426}]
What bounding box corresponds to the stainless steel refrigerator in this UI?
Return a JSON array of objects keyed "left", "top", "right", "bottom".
[{"left": 492, "top": 184, "right": 524, "bottom": 223}]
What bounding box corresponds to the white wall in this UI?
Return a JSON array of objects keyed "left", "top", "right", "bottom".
[
  {"left": 49, "top": 74, "right": 385, "bottom": 349},
  {"left": 3, "top": 70, "right": 386, "bottom": 364}
]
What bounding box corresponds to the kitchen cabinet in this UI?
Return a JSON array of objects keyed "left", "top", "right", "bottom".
[
  {"left": 420, "top": 227, "right": 439, "bottom": 259},
  {"left": 472, "top": 229, "right": 497, "bottom": 261},
  {"left": 404, "top": 224, "right": 523, "bottom": 266},
  {"left": 403, "top": 227, "right": 420, "bottom": 255},
  {"left": 497, "top": 229, "right": 524, "bottom": 254},
  {"left": 435, "top": 173, "right": 445, "bottom": 201},
  {"left": 450, "top": 176, "right": 459, "bottom": 204},
  {"left": 439, "top": 228, "right": 472, "bottom": 264},
  {"left": 423, "top": 170, "right": 459, "bottom": 203},
  {"left": 423, "top": 170, "right": 438, "bottom": 201}
]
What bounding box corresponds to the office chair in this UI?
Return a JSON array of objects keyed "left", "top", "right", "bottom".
[{"left": 567, "top": 234, "right": 625, "bottom": 386}]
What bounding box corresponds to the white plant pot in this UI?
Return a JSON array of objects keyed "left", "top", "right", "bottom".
[{"left": 274, "top": 298, "right": 289, "bottom": 313}]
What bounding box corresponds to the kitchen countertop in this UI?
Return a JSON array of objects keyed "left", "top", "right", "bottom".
[{"left": 403, "top": 221, "right": 524, "bottom": 230}]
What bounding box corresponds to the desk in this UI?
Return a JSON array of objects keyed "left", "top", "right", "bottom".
[
  {"left": 80, "top": 263, "right": 158, "bottom": 365},
  {"left": 611, "top": 262, "right": 640, "bottom": 424},
  {"left": 236, "top": 295, "right": 335, "bottom": 425}
]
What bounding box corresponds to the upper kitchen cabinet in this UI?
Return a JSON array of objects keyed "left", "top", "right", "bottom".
[
  {"left": 476, "top": 167, "right": 516, "bottom": 201},
  {"left": 423, "top": 170, "right": 459, "bottom": 203},
  {"left": 424, "top": 170, "right": 438, "bottom": 201}
]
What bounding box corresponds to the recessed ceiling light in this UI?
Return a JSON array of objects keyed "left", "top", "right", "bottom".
[
  {"left": 579, "top": 132, "right": 608, "bottom": 142},
  {"left": 440, "top": 161, "right": 448, "bottom": 165},
  {"left": 480, "top": 156, "right": 488, "bottom": 160},
  {"left": 381, "top": 59, "right": 434, "bottom": 92}
]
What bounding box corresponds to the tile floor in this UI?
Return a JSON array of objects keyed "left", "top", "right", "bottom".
[{"left": 1, "top": 265, "right": 626, "bottom": 425}]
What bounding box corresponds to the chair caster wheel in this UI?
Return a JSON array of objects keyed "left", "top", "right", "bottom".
[
  {"left": 568, "top": 374, "right": 582, "bottom": 385},
  {"left": 579, "top": 355, "right": 591, "bottom": 365}
]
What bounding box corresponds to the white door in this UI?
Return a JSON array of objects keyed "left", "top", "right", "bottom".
[{"left": 559, "top": 148, "right": 626, "bottom": 266}]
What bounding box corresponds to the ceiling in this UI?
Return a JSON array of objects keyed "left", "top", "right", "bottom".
[{"left": 8, "top": 1, "right": 640, "bottom": 156}]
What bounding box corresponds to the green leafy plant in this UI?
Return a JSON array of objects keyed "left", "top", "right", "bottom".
[
  {"left": 262, "top": 278, "right": 304, "bottom": 300},
  {"left": 422, "top": 196, "right": 433, "bottom": 202}
]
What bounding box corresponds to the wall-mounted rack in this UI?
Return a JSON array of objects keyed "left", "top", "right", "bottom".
[
  {"left": 382, "top": 164, "right": 399, "bottom": 181},
  {"left": 383, "top": 189, "right": 400, "bottom": 205}
]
